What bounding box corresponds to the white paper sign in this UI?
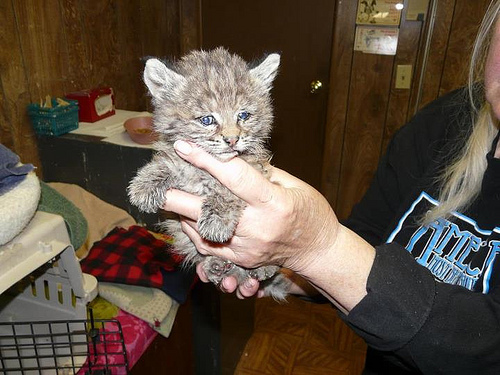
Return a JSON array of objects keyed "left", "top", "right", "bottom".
[{"left": 354, "top": 26, "right": 400, "bottom": 56}]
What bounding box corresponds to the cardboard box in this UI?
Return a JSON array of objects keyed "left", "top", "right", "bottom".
[{"left": 66, "top": 87, "right": 115, "bottom": 123}]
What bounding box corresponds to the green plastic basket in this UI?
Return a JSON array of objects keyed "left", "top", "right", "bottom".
[{"left": 28, "top": 99, "right": 79, "bottom": 136}]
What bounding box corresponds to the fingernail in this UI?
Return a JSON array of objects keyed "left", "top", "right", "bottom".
[
  {"left": 174, "top": 140, "right": 192, "bottom": 155},
  {"left": 245, "top": 279, "right": 256, "bottom": 289}
]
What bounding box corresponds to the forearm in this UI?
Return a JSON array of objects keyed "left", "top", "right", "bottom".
[
  {"left": 295, "top": 224, "right": 376, "bottom": 314},
  {"left": 340, "top": 243, "right": 500, "bottom": 373},
  {"left": 403, "top": 282, "right": 500, "bottom": 373}
]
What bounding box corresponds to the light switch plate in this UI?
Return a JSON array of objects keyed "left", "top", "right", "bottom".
[{"left": 395, "top": 65, "right": 412, "bottom": 89}]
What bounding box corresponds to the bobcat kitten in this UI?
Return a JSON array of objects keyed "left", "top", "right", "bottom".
[{"left": 128, "top": 48, "right": 290, "bottom": 300}]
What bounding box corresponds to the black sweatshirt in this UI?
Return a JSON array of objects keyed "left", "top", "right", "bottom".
[{"left": 342, "top": 88, "right": 500, "bottom": 374}]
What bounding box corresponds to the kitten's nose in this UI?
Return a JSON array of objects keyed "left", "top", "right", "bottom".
[{"left": 223, "top": 136, "right": 239, "bottom": 147}]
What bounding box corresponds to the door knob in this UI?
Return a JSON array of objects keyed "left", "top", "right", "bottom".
[{"left": 310, "top": 80, "right": 323, "bottom": 93}]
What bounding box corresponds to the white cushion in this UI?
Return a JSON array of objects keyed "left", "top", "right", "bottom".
[{"left": 0, "top": 172, "right": 40, "bottom": 245}]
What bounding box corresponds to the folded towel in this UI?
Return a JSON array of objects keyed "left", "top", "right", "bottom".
[
  {"left": 37, "top": 181, "right": 89, "bottom": 250},
  {"left": 0, "top": 144, "right": 34, "bottom": 196},
  {"left": 80, "top": 225, "right": 196, "bottom": 303},
  {"left": 99, "top": 282, "right": 179, "bottom": 338},
  {"left": 48, "top": 182, "right": 136, "bottom": 258}
]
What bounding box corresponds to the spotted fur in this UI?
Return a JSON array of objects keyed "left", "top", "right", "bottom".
[{"left": 128, "top": 48, "right": 290, "bottom": 300}]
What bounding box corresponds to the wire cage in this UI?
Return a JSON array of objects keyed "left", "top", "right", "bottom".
[
  {"left": 0, "top": 212, "right": 127, "bottom": 374},
  {"left": 0, "top": 316, "right": 128, "bottom": 374}
]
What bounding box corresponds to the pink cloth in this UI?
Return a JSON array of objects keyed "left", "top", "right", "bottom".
[
  {"left": 79, "top": 310, "right": 158, "bottom": 374},
  {"left": 116, "top": 310, "right": 158, "bottom": 371}
]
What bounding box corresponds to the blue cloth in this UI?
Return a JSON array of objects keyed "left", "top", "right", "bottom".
[
  {"left": 160, "top": 266, "right": 196, "bottom": 304},
  {"left": 0, "top": 144, "right": 34, "bottom": 195}
]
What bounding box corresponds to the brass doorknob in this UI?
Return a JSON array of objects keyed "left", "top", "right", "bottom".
[{"left": 310, "top": 80, "right": 323, "bottom": 93}]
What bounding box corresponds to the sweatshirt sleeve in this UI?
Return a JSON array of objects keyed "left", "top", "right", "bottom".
[
  {"left": 340, "top": 88, "right": 499, "bottom": 372},
  {"left": 343, "top": 243, "right": 500, "bottom": 374}
]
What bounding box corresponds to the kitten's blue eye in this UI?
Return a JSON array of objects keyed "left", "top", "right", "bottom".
[
  {"left": 198, "top": 115, "right": 216, "bottom": 126},
  {"left": 237, "top": 111, "right": 250, "bottom": 121}
]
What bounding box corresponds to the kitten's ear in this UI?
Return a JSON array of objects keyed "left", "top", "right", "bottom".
[
  {"left": 250, "top": 53, "right": 280, "bottom": 90},
  {"left": 143, "top": 58, "right": 186, "bottom": 100}
]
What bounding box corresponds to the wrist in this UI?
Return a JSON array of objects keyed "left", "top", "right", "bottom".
[
  {"left": 292, "top": 225, "right": 376, "bottom": 312},
  {"left": 287, "top": 217, "right": 340, "bottom": 274},
  {"left": 281, "top": 191, "right": 340, "bottom": 272}
]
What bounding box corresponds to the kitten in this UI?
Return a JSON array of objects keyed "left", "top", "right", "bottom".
[{"left": 128, "top": 48, "right": 290, "bottom": 300}]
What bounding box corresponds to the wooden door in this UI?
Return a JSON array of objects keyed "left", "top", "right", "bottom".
[
  {"left": 321, "top": 0, "right": 491, "bottom": 219},
  {"left": 200, "top": 0, "right": 336, "bottom": 189}
]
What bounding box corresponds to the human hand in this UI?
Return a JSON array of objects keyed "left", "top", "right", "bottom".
[
  {"left": 164, "top": 141, "right": 375, "bottom": 312},
  {"left": 196, "top": 263, "right": 261, "bottom": 298},
  {"left": 163, "top": 140, "right": 340, "bottom": 275},
  {"left": 196, "top": 263, "right": 319, "bottom": 299}
]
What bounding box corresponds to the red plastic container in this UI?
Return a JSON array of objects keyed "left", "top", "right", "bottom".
[{"left": 66, "top": 87, "right": 115, "bottom": 123}]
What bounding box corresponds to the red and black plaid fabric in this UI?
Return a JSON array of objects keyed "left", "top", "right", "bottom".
[{"left": 80, "top": 225, "right": 184, "bottom": 288}]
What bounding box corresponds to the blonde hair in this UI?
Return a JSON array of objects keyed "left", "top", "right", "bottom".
[{"left": 425, "top": 0, "right": 500, "bottom": 222}]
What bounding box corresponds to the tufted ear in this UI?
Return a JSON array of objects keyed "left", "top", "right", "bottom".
[
  {"left": 143, "top": 58, "right": 186, "bottom": 100},
  {"left": 249, "top": 53, "right": 280, "bottom": 91}
]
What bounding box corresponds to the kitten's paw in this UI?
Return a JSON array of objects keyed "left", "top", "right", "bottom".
[
  {"left": 128, "top": 160, "right": 173, "bottom": 213},
  {"left": 203, "top": 257, "right": 235, "bottom": 284},
  {"left": 198, "top": 213, "right": 236, "bottom": 243},
  {"left": 247, "top": 265, "right": 279, "bottom": 281},
  {"left": 128, "top": 178, "right": 164, "bottom": 213}
]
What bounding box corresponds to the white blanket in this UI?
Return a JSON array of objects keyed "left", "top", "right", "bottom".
[{"left": 0, "top": 172, "right": 40, "bottom": 245}]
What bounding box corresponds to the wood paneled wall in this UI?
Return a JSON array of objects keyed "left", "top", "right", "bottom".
[
  {"left": 321, "top": 0, "right": 492, "bottom": 219},
  {"left": 0, "top": 0, "right": 199, "bottom": 172},
  {"left": 0, "top": 0, "right": 492, "bottom": 221}
]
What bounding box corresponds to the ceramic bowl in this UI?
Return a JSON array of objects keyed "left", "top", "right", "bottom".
[{"left": 124, "top": 116, "right": 157, "bottom": 145}]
